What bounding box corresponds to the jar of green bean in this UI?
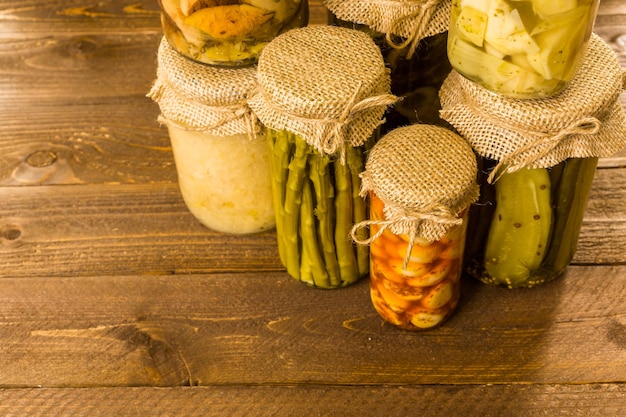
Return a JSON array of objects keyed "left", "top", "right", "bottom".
[{"left": 248, "top": 25, "right": 397, "bottom": 288}]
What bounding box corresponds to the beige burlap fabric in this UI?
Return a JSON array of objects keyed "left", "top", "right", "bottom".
[
  {"left": 351, "top": 124, "right": 479, "bottom": 265},
  {"left": 147, "top": 37, "right": 260, "bottom": 137},
  {"left": 440, "top": 34, "right": 626, "bottom": 183},
  {"left": 324, "top": 0, "right": 450, "bottom": 57},
  {"left": 248, "top": 25, "right": 397, "bottom": 160}
]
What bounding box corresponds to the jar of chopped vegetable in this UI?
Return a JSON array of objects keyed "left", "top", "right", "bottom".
[
  {"left": 248, "top": 26, "right": 397, "bottom": 288},
  {"left": 149, "top": 37, "right": 275, "bottom": 234},
  {"left": 448, "top": 0, "right": 600, "bottom": 98},
  {"left": 440, "top": 34, "right": 626, "bottom": 288},
  {"left": 352, "top": 125, "right": 479, "bottom": 330},
  {"left": 325, "top": 0, "right": 453, "bottom": 130},
  {"left": 158, "top": 0, "right": 308, "bottom": 67}
]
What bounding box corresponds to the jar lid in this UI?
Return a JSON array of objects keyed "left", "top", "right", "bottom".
[
  {"left": 440, "top": 34, "right": 626, "bottom": 182},
  {"left": 323, "top": 0, "right": 451, "bottom": 56},
  {"left": 355, "top": 124, "right": 479, "bottom": 242},
  {"left": 148, "top": 37, "right": 260, "bottom": 136},
  {"left": 248, "top": 25, "right": 397, "bottom": 159}
]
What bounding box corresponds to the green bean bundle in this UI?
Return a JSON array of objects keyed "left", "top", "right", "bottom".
[{"left": 268, "top": 129, "right": 369, "bottom": 288}]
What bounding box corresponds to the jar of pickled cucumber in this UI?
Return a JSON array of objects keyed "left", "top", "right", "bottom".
[
  {"left": 440, "top": 34, "right": 626, "bottom": 288},
  {"left": 158, "top": 0, "right": 308, "bottom": 66},
  {"left": 325, "top": 0, "right": 453, "bottom": 130},
  {"left": 149, "top": 37, "right": 275, "bottom": 235},
  {"left": 248, "top": 26, "right": 397, "bottom": 288},
  {"left": 351, "top": 125, "right": 479, "bottom": 330},
  {"left": 448, "top": 0, "right": 600, "bottom": 98}
]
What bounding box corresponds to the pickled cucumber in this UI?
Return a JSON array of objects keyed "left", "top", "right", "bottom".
[
  {"left": 484, "top": 168, "right": 552, "bottom": 287},
  {"left": 542, "top": 157, "right": 598, "bottom": 273}
]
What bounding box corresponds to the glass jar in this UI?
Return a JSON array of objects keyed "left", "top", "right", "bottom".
[
  {"left": 149, "top": 37, "right": 274, "bottom": 234},
  {"left": 464, "top": 156, "right": 598, "bottom": 288},
  {"left": 440, "top": 34, "right": 626, "bottom": 288},
  {"left": 326, "top": 0, "right": 453, "bottom": 131},
  {"left": 448, "top": 0, "right": 600, "bottom": 98},
  {"left": 248, "top": 26, "right": 397, "bottom": 288},
  {"left": 158, "top": 0, "right": 308, "bottom": 66},
  {"left": 369, "top": 192, "right": 469, "bottom": 330},
  {"left": 352, "top": 124, "right": 479, "bottom": 330},
  {"left": 168, "top": 127, "right": 275, "bottom": 234}
]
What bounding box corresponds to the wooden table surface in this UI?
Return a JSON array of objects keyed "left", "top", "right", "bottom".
[{"left": 1, "top": 0, "right": 625, "bottom": 415}]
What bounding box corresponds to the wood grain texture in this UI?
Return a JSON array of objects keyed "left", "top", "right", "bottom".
[
  {"left": 0, "top": 165, "right": 623, "bottom": 278},
  {"left": 0, "top": 0, "right": 626, "bottom": 414},
  {"left": 1, "top": 266, "right": 625, "bottom": 387},
  {"left": 1, "top": 385, "right": 626, "bottom": 417}
]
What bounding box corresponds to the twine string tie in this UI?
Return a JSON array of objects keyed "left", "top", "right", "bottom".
[
  {"left": 384, "top": 0, "right": 443, "bottom": 58},
  {"left": 488, "top": 116, "right": 601, "bottom": 183},
  {"left": 351, "top": 202, "right": 462, "bottom": 269}
]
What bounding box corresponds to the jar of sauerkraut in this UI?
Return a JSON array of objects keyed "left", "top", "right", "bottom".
[
  {"left": 248, "top": 26, "right": 396, "bottom": 288},
  {"left": 440, "top": 34, "right": 626, "bottom": 288},
  {"left": 149, "top": 37, "right": 275, "bottom": 234},
  {"left": 158, "top": 0, "right": 308, "bottom": 66},
  {"left": 352, "top": 125, "right": 479, "bottom": 330},
  {"left": 325, "top": 0, "right": 453, "bottom": 130},
  {"left": 448, "top": 0, "right": 600, "bottom": 98}
]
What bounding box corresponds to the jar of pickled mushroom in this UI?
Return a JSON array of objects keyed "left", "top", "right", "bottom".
[
  {"left": 148, "top": 37, "right": 275, "bottom": 235},
  {"left": 448, "top": 0, "right": 600, "bottom": 98},
  {"left": 351, "top": 125, "right": 479, "bottom": 330},
  {"left": 440, "top": 34, "right": 626, "bottom": 288},
  {"left": 248, "top": 25, "right": 397, "bottom": 288},
  {"left": 158, "top": 0, "right": 308, "bottom": 66},
  {"left": 324, "top": 0, "right": 453, "bottom": 130}
]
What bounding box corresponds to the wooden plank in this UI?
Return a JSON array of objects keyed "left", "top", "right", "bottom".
[
  {"left": 0, "top": 31, "right": 174, "bottom": 186},
  {"left": 0, "top": 183, "right": 283, "bottom": 277},
  {"left": 0, "top": 97, "right": 176, "bottom": 186},
  {"left": 573, "top": 166, "right": 626, "bottom": 264},
  {"left": 0, "top": 1, "right": 161, "bottom": 33},
  {"left": 1, "top": 385, "right": 626, "bottom": 417},
  {"left": 0, "top": 266, "right": 625, "bottom": 387},
  {"left": 1, "top": 164, "right": 624, "bottom": 278},
  {"left": 0, "top": 0, "right": 329, "bottom": 32}
]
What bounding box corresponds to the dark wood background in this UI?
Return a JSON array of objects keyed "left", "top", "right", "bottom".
[{"left": 0, "top": 0, "right": 625, "bottom": 415}]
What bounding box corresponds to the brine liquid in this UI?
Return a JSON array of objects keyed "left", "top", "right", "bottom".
[
  {"left": 448, "top": 0, "right": 599, "bottom": 98},
  {"left": 159, "top": 0, "right": 308, "bottom": 66},
  {"left": 369, "top": 192, "right": 466, "bottom": 330}
]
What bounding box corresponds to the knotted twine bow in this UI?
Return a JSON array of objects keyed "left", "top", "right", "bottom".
[
  {"left": 487, "top": 116, "right": 602, "bottom": 183},
  {"left": 258, "top": 81, "right": 397, "bottom": 163},
  {"left": 351, "top": 200, "right": 462, "bottom": 270},
  {"left": 383, "top": 0, "right": 444, "bottom": 58}
]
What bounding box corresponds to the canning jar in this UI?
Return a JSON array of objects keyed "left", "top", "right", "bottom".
[
  {"left": 440, "top": 34, "right": 626, "bottom": 288},
  {"left": 352, "top": 125, "right": 478, "bottom": 330},
  {"left": 158, "top": 0, "right": 308, "bottom": 66},
  {"left": 248, "top": 26, "right": 397, "bottom": 288},
  {"left": 464, "top": 156, "right": 599, "bottom": 288},
  {"left": 149, "top": 37, "right": 275, "bottom": 234},
  {"left": 448, "top": 0, "right": 600, "bottom": 98},
  {"left": 325, "top": 0, "right": 453, "bottom": 130}
]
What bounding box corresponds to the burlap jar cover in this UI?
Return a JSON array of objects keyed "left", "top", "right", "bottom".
[
  {"left": 352, "top": 124, "right": 479, "bottom": 268},
  {"left": 147, "top": 37, "right": 260, "bottom": 137},
  {"left": 440, "top": 33, "right": 626, "bottom": 183},
  {"left": 248, "top": 25, "right": 397, "bottom": 160},
  {"left": 323, "top": 0, "right": 451, "bottom": 57}
]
